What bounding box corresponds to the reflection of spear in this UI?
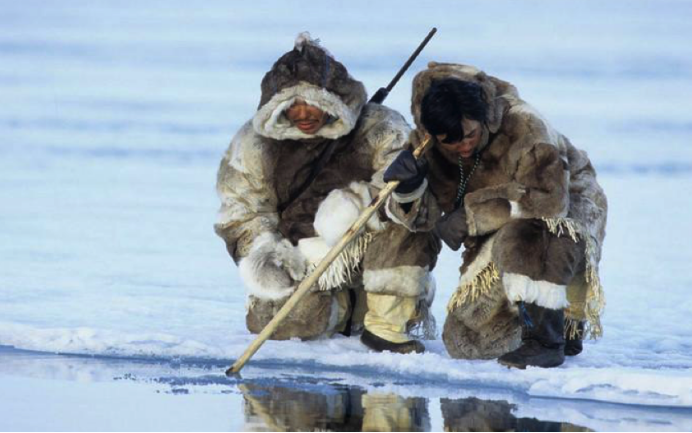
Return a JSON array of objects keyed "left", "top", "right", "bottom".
[{"left": 227, "top": 29, "right": 437, "bottom": 376}]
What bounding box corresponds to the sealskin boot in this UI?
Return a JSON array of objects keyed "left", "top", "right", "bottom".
[
  {"left": 564, "top": 320, "right": 585, "bottom": 357},
  {"left": 497, "top": 302, "right": 565, "bottom": 369},
  {"left": 361, "top": 329, "right": 425, "bottom": 354}
]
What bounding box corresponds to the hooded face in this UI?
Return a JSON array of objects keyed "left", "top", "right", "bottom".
[
  {"left": 252, "top": 33, "right": 367, "bottom": 141},
  {"left": 410, "top": 62, "right": 517, "bottom": 155},
  {"left": 285, "top": 99, "right": 328, "bottom": 135}
]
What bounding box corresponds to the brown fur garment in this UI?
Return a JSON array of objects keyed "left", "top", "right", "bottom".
[
  {"left": 387, "top": 62, "right": 608, "bottom": 356},
  {"left": 246, "top": 291, "right": 336, "bottom": 340},
  {"left": 442, "top": 277, "right": 521, "bottom": 359}
]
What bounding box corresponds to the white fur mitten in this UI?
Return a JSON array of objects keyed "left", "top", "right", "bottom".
[
  {"left": 238, "top": 232, "right": 308, "bottom": 300},
  {"left": 314, "top": 181, "right": 385, "bottom": 246}
]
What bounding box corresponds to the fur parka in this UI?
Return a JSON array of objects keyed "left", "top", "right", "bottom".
[
  {"left": 214, "top": 35, "right": 438, "bottom": 339},
  {"left": 388, "top": 63, "right": 608, "bottom": 357}
]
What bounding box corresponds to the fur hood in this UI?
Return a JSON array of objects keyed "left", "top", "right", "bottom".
[
  {"left": 252, "top": 32, "right": 368, "bottom": 141},
  {"left": 410, "top": 62, "right": 519, "bottom": 152}
]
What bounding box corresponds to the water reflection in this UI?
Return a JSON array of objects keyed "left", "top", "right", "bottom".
[
  {"left": 239, "top": 381, "right": 588, "bottom": 432},
  {"left": 241, "top": 382, "right": 429, "bottom": 432},
  {"left": 241, "top": 382, "right": 366, "bottom": 432},
  {"left": 2, "top": 348, "right": 690, "bottom": 431},
  {"left": 441, "top": 397, "right": 590, "bottom": 432}
]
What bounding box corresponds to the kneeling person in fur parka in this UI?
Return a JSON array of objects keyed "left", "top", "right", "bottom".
[
  {"left": 214, "top": 34, "right": 440, "bottom": 354},
  {"left": 384, "top": 63, "right": 607, "bottom": 368}
]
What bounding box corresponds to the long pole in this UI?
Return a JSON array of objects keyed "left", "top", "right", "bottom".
[
  {"left": 368, "top": 28, "right": 436, "bottom": 104},
  {"left": 227, "top": 137, "right": 432, "bottom": 375}
]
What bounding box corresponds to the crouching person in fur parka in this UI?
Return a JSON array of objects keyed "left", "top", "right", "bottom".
[
  {"left": 384, "top": 62, "right": 607, "bottom": 368},
  {"left": 214, "top": 34, "right": 440, "bottom": 354}
]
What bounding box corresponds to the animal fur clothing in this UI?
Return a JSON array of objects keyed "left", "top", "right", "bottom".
[
  {"left": 387, "top": 63, "right": 608, "bottom": 358},
  {"left": 215, "top": 34, "right": 439, "bottom": 340}
]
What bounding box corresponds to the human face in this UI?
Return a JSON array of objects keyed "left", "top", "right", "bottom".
[
  {"left": 436, "top": 118, "right": 482, "bottom": 160},
  {"left": 285, "top": 99, "right": 328, "bottom": 135}
]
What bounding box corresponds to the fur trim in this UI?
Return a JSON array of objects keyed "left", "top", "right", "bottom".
[
  {"left": 362, "top": 269, "right": 438, "bottom": 341},
  {"left": 294, "top": 31, "right": 316, "bottom": 50},
  {"left": 298, "top": 233, "right": 373, "bottom": 291},
  {"left": 253, "top": 82, "right": 359, "bottom": 141},
  {"left": 238, "top": 232, "right": 307, "bottom": 300},
  {"left": 502, "top": 273, "right": 570, "bottom": 310},
  {"left": 447, "top": 235, "right": 500, "bottom": 312},
  {"left": 508, "top": 200, "right": 523, "bottom": 218},
  {"left": 293, "top": 32, "right": 333, "bottom": 57},
  {"left": 384, "top": 196, "right": 410, "bottom": 227},
  {"left": 542, "top": 216, "right": 606, "bottom": 339},
  {"left": 314, "top": 182, "right": 384, "bottom": 246},
  {"left": 363, "top": 266, "right": 432, "bottom": 298},
  {"left": 391, "top": 178, "right": 428, "bottom": 204},
  {"left": 415, "top": 273, "right": 437, "bottom": 340},
  {"left": 423, "top": 273, "right": 436, "bottom": 307}
]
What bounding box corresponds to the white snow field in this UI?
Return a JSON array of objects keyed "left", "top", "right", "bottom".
[{"left": 1, "top": 0, "right": 692, "bottom": 430}]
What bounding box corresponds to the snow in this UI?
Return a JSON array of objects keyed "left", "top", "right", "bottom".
[{"left": 2, "top": 0, "right": 692, "bottom": 429}]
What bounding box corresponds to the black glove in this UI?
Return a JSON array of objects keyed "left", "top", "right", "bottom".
[
  {"left": 434, "top": 206, "right": 469, "bottom": 251},
  {"left": 383, "top": 150, "right": 429, "bottom": 194}
]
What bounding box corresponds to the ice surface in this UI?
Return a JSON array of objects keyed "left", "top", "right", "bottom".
[
  {"left": 2, "top": 346, "right": 692, "bottom": 431},
  {"left": 2, "top": 0, "right": 692, "bottom": 423}
]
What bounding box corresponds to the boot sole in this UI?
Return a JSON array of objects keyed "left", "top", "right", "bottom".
[
  {"left": 360, "top": 330, "right": 425, "bottom": 354},
  {"left": 497, "top": 359, "right": 527, "bottom": 370},
  {"left": 564, "top": 345, "right": 583, "bottom": 357},
  {"left": 497, "top": 357, "right": 564, "bottom": 369}
]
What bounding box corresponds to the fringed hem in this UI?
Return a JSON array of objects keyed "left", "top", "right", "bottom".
[
  {"left": 447, "top": 262, "right": 500, "bottom": 313},
  {"left": 564, "top": 317, "right": 604, "bottom": 342},
  {"left": 308, "top": 232, "right": 373, "bottom": 291},
  {"left": 408, "top": 300, "right": 437, "bottom": 341},
  {"left": 542, "top": 217, "right": 606, "bottom": 339},
  {"left": 542, "top": 217, "right": 580, "bottom": 243},
  {"left": 565, "top": 318, "right": 583, "bottom": 340}
]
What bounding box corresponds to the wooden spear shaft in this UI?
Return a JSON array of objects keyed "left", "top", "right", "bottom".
[{"left": 226, "top": 137, "right": 432, "bottom": 376}]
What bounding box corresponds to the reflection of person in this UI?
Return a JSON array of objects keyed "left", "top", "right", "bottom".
[
  {"left": 362, "top": 393, "right": 430, "bottom": 432},
  {"left": 241, "top": 382, "right": 365, "bottom": 431},
  {"left": 214, "top": 33, "right": 439, "bottom": 353},
  {"left": 384, "top": 63, "right": 607, "bottom": 368},
  {"left": 440, "top": 397, "right": 591, "bottom": 432},
  {"left": 240, "top": 382, "right": 430, "bottom": 432}
]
